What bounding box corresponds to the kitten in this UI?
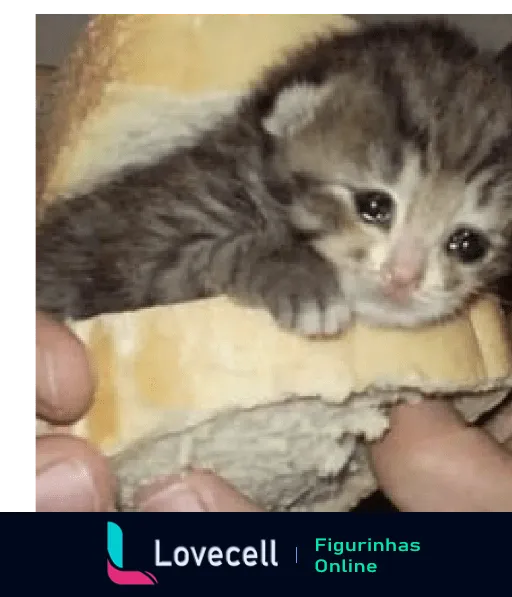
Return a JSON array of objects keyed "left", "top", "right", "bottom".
[{"left": 36, "top": 20, "right": 512, "bottom": 336}]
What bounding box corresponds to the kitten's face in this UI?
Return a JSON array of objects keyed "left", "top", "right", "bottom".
[
  {"left": 304, "top": 152, "right": 511, "bottom": 326},
  {"left": 264, "top": 67, "right": 512, "bottom": 327}
]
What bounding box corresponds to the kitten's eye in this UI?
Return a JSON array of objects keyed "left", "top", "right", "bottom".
[
  {"left": 354, "top": 190, "right": 394, "bottom": 228},
  {"left": 445, "top": 228, "right": 490, "bottom": 263}
]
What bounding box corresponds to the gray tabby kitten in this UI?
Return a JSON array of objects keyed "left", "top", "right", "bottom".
[{"left": 36, "top": 20, "right": 512, "bottom": 337}]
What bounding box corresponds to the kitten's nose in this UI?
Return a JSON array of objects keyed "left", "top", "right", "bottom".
[{"left": 380, "top": 256, "right": 425, "bottom": 302}]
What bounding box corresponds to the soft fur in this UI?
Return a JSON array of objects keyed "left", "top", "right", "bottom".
[{"left": 37, "top": 20, "right": 512, "bottom": 337}]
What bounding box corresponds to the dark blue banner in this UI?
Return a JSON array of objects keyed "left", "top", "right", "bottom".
[{"left": 5, "top": 514, "right": 509, "bottom": 592}]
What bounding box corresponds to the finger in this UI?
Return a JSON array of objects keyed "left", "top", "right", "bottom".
[
  {"left": 369, "top": 399, "right": 512, "bottom": 512},
  {"left": 36, "top": 435, "right": 116, "bottom": 512},
  {"left": 134, "top": 470, "right": 264, "bottom": 512},
  {"left": 36, "top": 311, "right": 95, "bottom": 423},
  {"left": 483, "top": 397, "right": 512, "bottom": 449}
]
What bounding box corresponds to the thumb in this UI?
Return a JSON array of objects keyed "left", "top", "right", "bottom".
[
  {"left": 134, "top": 470, "right": 264, "bottom": 512},
  {"left": 36, "top": 311, "right": 94, "bottom": 423}
]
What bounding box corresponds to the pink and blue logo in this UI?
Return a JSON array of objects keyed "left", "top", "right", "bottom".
[{"left": 107, "top": 522, "right": 158, "bottom": 585}]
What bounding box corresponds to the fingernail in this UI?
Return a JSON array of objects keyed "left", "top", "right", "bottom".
[
  {"left": 36, "top": 459, "right": 99, "bottom": 512},
  {"left": 36, "top": 343, "right": 60, "bottom": 412},
  {"left": 138, "top": 481, "right": 207, "bottom": 512}
]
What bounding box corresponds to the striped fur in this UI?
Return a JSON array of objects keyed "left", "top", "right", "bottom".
[{"left": 37, "top": 20, "right": 512, "bottom": 335}]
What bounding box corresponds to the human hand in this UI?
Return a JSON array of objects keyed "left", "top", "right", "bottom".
[
  {"left": 133, "top": 400, "right": 512, "bottom": 512},
  {"left": 369, "top": 398, "right": 512, "bottom": 512},
  {"left": 36, "top": 311, "right": 512, "bottom": 512},
  {"left": 36, "top": 312, "right": 115, "bottom": 511},
  {"left": 35, "top": 311, "right": 261, "bottom": 512}
]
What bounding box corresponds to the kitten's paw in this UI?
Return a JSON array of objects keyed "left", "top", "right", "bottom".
[
  {"left": 264, "top": 273, "right": 351, "bottom": 337},
  {"left": 291, "top": 296, "right": 351, "bottom": 337}
]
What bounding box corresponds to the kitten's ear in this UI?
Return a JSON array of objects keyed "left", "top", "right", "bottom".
[{"left": 262, "top": 81, "right": 335, "bottom": 138}]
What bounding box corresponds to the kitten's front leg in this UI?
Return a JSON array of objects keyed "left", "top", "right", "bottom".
[{"left": 200, "top": 234, "right": 352, "bottom": 336}]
